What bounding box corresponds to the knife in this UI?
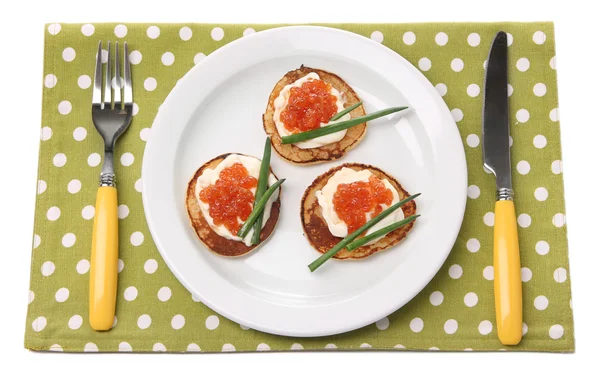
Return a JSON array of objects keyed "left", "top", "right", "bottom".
[{"left": 482, "top": 31, "right": 523, "bottom": 345}]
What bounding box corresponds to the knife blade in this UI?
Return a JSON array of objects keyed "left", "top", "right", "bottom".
[{"left": 482, "top": 31, "right": 523, "bottom": 346}]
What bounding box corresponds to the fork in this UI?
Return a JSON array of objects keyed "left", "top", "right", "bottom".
[{"left": 89, "top": 41, "right": 133, "bottom": 331}]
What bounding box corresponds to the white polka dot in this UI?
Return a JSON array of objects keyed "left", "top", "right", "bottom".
[
  {"left": 139, "top": 128, "right": 151, "bottom": 142},
  {"left": 118, "top": 259, "right": 124, "bottom": 273},
  {"left": 81, "top": 23, "right": 94, "bottom": 36},
  {"left": 509, "top": 136, "right": 513, "bottom": 147},
  {"left": 533, "top": 83, "right": 547, "bottom": 97},
  {"left": 144, "top": 259, "right": 158, "bottom": 274},
  {"left": 467, "top": 83, "right": 480, "bottom": 97},
  {"left": 180, "top": 26, "right": 193, "bottom": 41},
  {"left": 62, "top": 47, "right": 76, "bottom": 62},
  {"left": 54, "top": 287, "right": 69, "bottom": 302},
  {"left": 243, "top": 28, "right": 255, "bottom": 36},
  {"left": 53, "top": 153, "right": 67, "bottom": 167},
  {"left": 403, "top": 31, "right": 416, "bottom": 45},
  {"left": 32, "top": 316, "right": 47, "bottom": 332},
  {"left": 101, "top": 49, "right": 108, "bottom": 63},
  {"left": 118, "top": 204, "right": 129, "bottom": 219},
  {"left": 430, "top": 291, "right": 444, "bottom": 306},
  {"left": 88, "top": 153, "right": 101, "bottom": 167},
  {"left": 449, "top": 264, "right": 463, "bottom": 279},
  {"left": 507, "top": 33, "right": 514, "bottom": 46},
  {"left": 121, "top": 152, "right": 134, "bottom": 166},
  {"left": 376, "top": 317, "right": 389, "bottom": 330},
  {"left": 291, "top": 343, "right": 303, "bottom": 350},
  {"left": 33, "top": 234, "right": 41, "bottom": 249},
  {"left": 205, "top": 315, "right": 220, "bottom": 330},
  {"left": 467, "top": 185, "right": 480, "bottom": 199},
  {"left": 435, "top": 32, "right": 448, "bottom": 46},
  {"left": 508, "top": 84, "right": 514, "bottom": 97},
  {"left": 549, "top": 324, "right": 564, "bottom": 339},
  {"left": 551, "top": 160, "right": 563, "bottom": 174},
  {"left": 158, "top": 286, "right": 172, "bottom": 302},
  {"left": 68, "top": 314, "right": 83, "bottom": 330},
  {"left": 58, "top": 100, "right": 72, "bottom": 115},
  {"left": 370, "top": 31, "right": 383, "bottom": 43},
  {"left": 521, "top": 267, "right": 533, "bottom": 282},
  {"left": 124, "top": 286, "right": 138, "bottom": 301},
  {"left": 47, "top": 206, "right": 61, "bottom": 221},
  {"left": 550, "top": 56, "right": 556, "bottom": 70},
  {"left": 130, "top": 231, "right": 144, "bottom": 246},
  {"left": 516, "top": 108, "right": 529, "bottom": 123},
  {"left": 451, "top": 108, "right": 463, "bottom": 122},
  {"left": 114, "top": 24, "right": 127, "bottom": 38},
  {"left": 37, "top": 180, "right": 47, "bottom": 195},
  {"left": 61, "top": 233, "right": 76, "bottom": 248},
  {"left": 171, "top": 315, "right": 185, "bottom": 330},
  {"left": 536, "top": 240, "right": 550, "bottom": 255},
  {"left": 67, "top": 179, "right": 81, "bottom": 194},
  {"left": 118, "top": 342, "right": 132, "bottom": 352},
  {"left": 451, "top": 58, "right": 464, "bottom": 72},
  {"left": 533, "top": 31, "right": 546, "bottom": 45},
  {"left": 135, "top": 178, "right": 143, "bottom": 193},
  {"left": 394, "top": 344, "right": 405, "bottom": 349},
  {"left": 44, "top": 74, "right": 57, "bottom": 88},
  {"left": 554, "top": 267, "right": 567, "bottom": 283},
  {"left": 409, "top": 318, "right": 424, "bottom": 333},
  {"left": 444, "top": 319, "right": 458, "bottom": 334},
  {"left": 466, "top": 134, "right": 479, "bottom": 148},
  {"left": 82, "top": 205, "right": 95, "bottom": 220},
  {"left": 483, "top": 60, "right": 488, "bottom": 70},
  {"left": 516, "top": 58, "right": 530, "bottom": 72},
  {"left": 518, "top": 214, "right": 532, "bottom": 228},
  {"left": 257, "top": 343, "right": 270, "bottom": 351},
  {"left": 72, "top": 127, "right": 87, "bottom": 141},
  {"left": 483, "top": 212, "right": 495, "bottom": 226},
  {"left": 194, "top": 53, "right": 206, "bottom": 64},
  {"left": 48, "top": 23, "right": 61, "bottom": 35},
  {"left": 468, "top": 33, "right": 480, "bottom": 46},
  {"left": 129, "top": 50, "right": 142, "bottom": 65},
  {"left": 467, "top": 238, "right": 480, "bottom": 252},
  {"left": 131, "top": 103, "right": 139, "bottom": 117},
  {"left": 435, "top": 83, "right": 447, "bottom": 96},
  {"left": 40, "top": 127, "right": 52, "bottom": 141},
  {"left": 240, "top": 324, "right": 250, "bottom": 330},
  {"left": 550, "top": 108, "right": 559, "bottom": 122},
  {"left": 479, "top": 320, "right": 493, "bottom": 335},
  {"left": 153, "top": 343, "right": 166, "bottom": 352},
  {"left": 553, "top": 213, "right": 566, "bottom": 227},
  {"left": 147, "top": 25, "right": 160, "bottom": 39},
  {"left": 161, "top": 52, "right": 175, "bottom": 66},
  {"left": 76, "top": 259, "right": 90, "bottom": 274},
  {"left": 222, "top": 344, "right": 236, "bottom": 352},
  {"left": 464, "top": 292, "right": 478, "bottom": 307},
  {"left": 418, "top": 57, "right": 431, "bottom": 71},
  {"left": 137, "top": 314, "right": 151, "bottom": 329},
  {"left": 535, "top": 187, "right": 548, "bottom": 201},
  {"left": 483, "top": 266, "right": 494, "bottom": 280},
  {"left": 517, "top": 160, "right": 531, "bottom": 175},
  {"left": 360, "top": 343, "right": 373, "bottom": 349},
  {"left": 535, "top": 296, "right": 549, "bottom": 310},
  {"left": 187, "top": 343, "right": 201, "bottom": 352},
  {"left": 144, "top": 77, "right": 157, "bottom": 91}
]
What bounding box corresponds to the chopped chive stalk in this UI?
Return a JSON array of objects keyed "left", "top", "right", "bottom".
[
  {"left": 237, "top": 179, "right": 285, "bottom": 239},
  {"left": 345, "top": 215, "right": 420, "bottom": 251},
  {"left": 251, "top": 138, "right": 273, "bottom": 245},
  {"left": 282, "top": 106, "right": 408, "bottom": 145},
  {"left": 308, "top": 193, "right": 420, "bottom": 272},
  {"left": 329, "top": 101, "right": 362, "bottom": 121}
]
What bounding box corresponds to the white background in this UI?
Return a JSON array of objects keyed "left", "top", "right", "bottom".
[{"left": 1, "top": 0, "right": 598, "bottom": 373}]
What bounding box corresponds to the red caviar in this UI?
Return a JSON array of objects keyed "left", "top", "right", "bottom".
[
  {"left": 332, "top": 175, "right": 393, "bottom": 234},
  {"left": 280, "top": 79, "right": 338, "bottom": 133},
  {"left": 199, "top": 163, "right": 258, "bottom": 234}
]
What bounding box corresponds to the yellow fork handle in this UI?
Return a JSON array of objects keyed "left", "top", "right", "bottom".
[
  {"left": 493, "top": 200, "right": 523, "bottom": 345},
  {"left": 89, "top": 186, "right": 118, "bottom": 331}
]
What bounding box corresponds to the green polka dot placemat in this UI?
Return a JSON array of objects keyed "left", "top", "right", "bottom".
[{"left": 25, "top": 22, "right": 574, "bottom": 353}]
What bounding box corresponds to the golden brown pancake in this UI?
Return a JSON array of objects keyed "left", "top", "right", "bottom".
[
  {"left": 301, "top": 163, "right": 417, "bottom": 259},
  {"left": 263, "top": 66, "right": 367, "bottom": 165},
  {"left": 186, "top": 153, "right": 281, "bottom": 257}
]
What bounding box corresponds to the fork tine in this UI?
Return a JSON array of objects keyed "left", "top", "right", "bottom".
[
  {"left": 114, "top": 42, "right": 122, "bottom": 109},
  {"left": 92, "top": 41, "right": 103, "bottom": 106},
  {"left": 123, "top": 42, "right": 133, "bottom": 105},
  {"left": 104, "top": 41, "right": 112, "bottom": 108}
]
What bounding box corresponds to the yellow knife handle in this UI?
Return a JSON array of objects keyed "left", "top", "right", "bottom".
[
  {"left": 89, "top": 186, "right": 119, "bottom": 331},
  {"left": 493, "top": 199, "right": 523, "bottom": 345}
]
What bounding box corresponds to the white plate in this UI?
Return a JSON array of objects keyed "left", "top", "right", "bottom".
[{"left": 142, "top": 26, "right": 467, "bottom": 337}]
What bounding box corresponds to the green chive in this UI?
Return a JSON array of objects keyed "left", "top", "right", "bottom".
[
  {"left": 237, "top": 179, "right": 285, "bottom": 239},
  {"left": 308, "top": 193, "right": 420, "bottom": 272},
  {"left": 345, "top": 215, "right": 420, "bottom": 251},
  {"left": 329, "top": 101, "right": 362, "bottom": 121},
  {"left": 282, "top": 106, "right": 408, "bottom": 145},
  {"left": 251, "top": 138, "right": 273, "bottom": 245}
]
